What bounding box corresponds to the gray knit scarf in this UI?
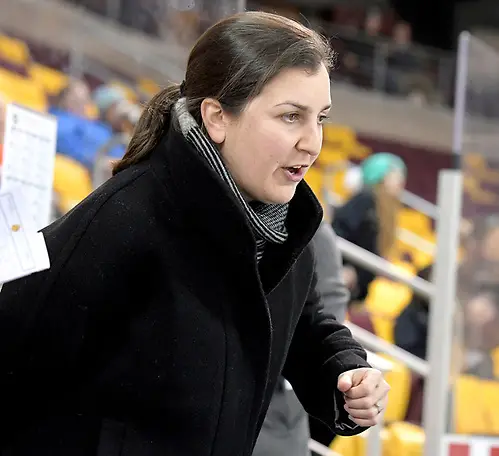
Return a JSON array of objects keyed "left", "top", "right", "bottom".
[{"left": 173, "top": 97, "right": 289, "bottom": 262}]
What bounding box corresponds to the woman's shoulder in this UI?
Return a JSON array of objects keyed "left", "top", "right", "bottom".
[{"left": 44, "top": 163, "right": 164, "bottom": 260}]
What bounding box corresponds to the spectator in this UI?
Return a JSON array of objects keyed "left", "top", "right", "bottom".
[
  {"left": 332, "top": 153, "right": 406, "bottom": 303},
  {"left": 93, "top": 85, "right": 127, "bottom": 133},
  {"left": 255, "top": 222, "right": 351, "bottom": 456},
  {"left": 363, "top": 7, "right": 382, "bottom": 38},
  {"left": 92, "top": 100, "right": 142, "bottom": 188},
  {"left": 385, "top": 22, "right": 426, "bottom": 97},
  {"left": 50, "top": 82, "right": 127, "bottom": 169},
  {"left": 52, "top": 79, "right": 91, "bottom": 118}
]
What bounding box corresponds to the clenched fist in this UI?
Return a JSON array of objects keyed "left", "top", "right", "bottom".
[{"left": 337, "top": 368, "right": 390, "bottom": 427}]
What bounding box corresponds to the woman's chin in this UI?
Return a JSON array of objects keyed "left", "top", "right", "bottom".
[{"left": 260, "top": 186, "right": 297, "bottom": 205}]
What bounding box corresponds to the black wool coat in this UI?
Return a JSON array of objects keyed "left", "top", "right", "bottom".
[{"left": 0, "top": 127, "right": 369, "bottom": 456}]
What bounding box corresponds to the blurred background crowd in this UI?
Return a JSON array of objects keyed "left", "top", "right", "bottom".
[{"left": 2, "top": 0, "right": 499, "bottom": 454}]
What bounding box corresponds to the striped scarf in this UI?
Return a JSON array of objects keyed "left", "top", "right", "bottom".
[{"left": 173, "top": 97, "right": 289, "bottom": 262}]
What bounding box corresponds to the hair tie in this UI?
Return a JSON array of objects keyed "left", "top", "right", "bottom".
[{"left": 179, "top": 80, "right": 186, "bottom": 97}]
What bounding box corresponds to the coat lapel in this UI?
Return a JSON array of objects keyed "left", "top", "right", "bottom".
[{"left": 148, "top": 125, "right": 323, "bottom": 421}]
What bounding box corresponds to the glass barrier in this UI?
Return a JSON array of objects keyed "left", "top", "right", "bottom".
[{"left": 453, "top": 34, "right": 499, "bottom": 438}]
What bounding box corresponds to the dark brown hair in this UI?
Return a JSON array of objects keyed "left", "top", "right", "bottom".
[{"left": 113, "top": 11, "right": 335, "bottom": 174}]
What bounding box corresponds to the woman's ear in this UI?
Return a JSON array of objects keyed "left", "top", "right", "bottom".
[{"left": 200, "top": 98, "right": 227, "bottom": 144}]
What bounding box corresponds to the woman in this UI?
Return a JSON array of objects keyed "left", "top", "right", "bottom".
[
  {"left": 333, "top": 152, "right": 406, "bottom": 302},
  {"left": 0, "top": 12, "right": 389, "bottom": 456}
]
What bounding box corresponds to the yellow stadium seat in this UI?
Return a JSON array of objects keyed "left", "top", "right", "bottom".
[
  {"left": 304, "top": 166, "right": 323, "bottom": 201},
  {"left": 0, "top": 68, "right": 47, "bottom": 112},
  {"left": 379, "top": 356, "right": 412, "bottom": 422},
  {"left": 138, "top": 77, "right": 160, "bottom": 97},
  {"left": 365, "top": 278, "right": 412, "bottom": 321},
  {"left": 53, "top": 155, "right": 93, "bottom": 214},
  {"left": 330, "top": 433, "right": 359, "bottom": 456},
  {"left": 331, "top": 427, "right": 391, "bottom": 456},
  {"left": 0, "top": 35, "right": 30, "bottom": 67},
  {"left": 454, "top": 375, "right": 498, "bottom": 435},
  {"left": 386, "top": 422, "right": 424, "bottom": 456},
  {"left": 398, "top": 209, "right": 432, "bottom": 237},
  {"left": 29, "top": 63, "right": 68, "bottom": 96},
  {"left": 323, "top": 124, "right": 371, "bottom": 161}
]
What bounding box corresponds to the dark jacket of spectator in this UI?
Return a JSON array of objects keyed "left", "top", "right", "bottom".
[
  {"left": 333, "top": 189, "right": 378, "bottom": 300},
  {"left": 394, "top": 265, "right": 432, "bottom": 360}
]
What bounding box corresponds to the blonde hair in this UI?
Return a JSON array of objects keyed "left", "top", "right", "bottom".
[{"left": 374, "top": 183, "right": 400, "bottom": 258}]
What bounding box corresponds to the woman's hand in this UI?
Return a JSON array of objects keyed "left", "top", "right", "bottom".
[{"left": 337, "top": 368, "right": 390, "bottom": 427}]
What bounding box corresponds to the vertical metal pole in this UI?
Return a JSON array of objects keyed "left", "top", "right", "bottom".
[
  {"left": 451, "top": 32, "right": 470, "bottom": 160},
  {"left": 424, "top": 32, "right": 469, "bottom": 456},
  {"left": 422, "top": 170, "right": 463, "bottom": 456},
  {"left": 366, "top": 412, "right": 384, "bottom": 456}
]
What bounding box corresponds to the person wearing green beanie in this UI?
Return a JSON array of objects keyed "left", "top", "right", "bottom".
[{"left": 332, "top": 152, "right": 407, "bottom": 303}]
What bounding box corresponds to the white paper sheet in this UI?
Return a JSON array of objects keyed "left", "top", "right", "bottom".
[
  {"left": 0, "top": 190, "right": 50, "bottom": 286},
  {"left": 0, "top": 103, "right": 57, "bottom": 231}
]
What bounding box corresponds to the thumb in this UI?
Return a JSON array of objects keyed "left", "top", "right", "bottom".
[{"left": 337, "top": 372, "right": 353, "bottom": 393}]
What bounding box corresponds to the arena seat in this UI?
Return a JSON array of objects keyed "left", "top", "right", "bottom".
[
  {"left": 30, "top": 63, "right": 68, "bottom": 96},
  {"left": 386, "top": 422, "right": 424, "bottom": 456},
  {"left": 304, "top": 166, "right": 324, "bottom": 203},
  {"left": 0, "top": 67, "right": 47, "bottom": 111},
  {"left": 381, "top": 356, "right": 412, "bottom": 423},
  {"left": 138, "top": 77, "right": 160, "bottom": 97},
  {"left": 0, "top": 34, "right": 30, "bottom": 68},
  {"left": 330, "top": 426, "right": 391, "bottom": 456},
  {"left": 398, "top": 208, "right": 432, "bottom": 238},
  {"left": 454, "top": 375, "right": 499, "bottom": 435},
  {"left": 323, "top": 124, "right": 370, "bottom": 161},
  {"left": 365, "top": 279, "right": 412, "bottom": 323},
  {"left": 53, "top": 155, "right": 93, "bottom": 214}
]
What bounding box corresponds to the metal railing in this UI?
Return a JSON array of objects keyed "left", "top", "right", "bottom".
[
  {"left": 326, "top": 187, "right": 436, "bottom": 256},
  {"left": 335, "top": 170, "right": 462, "bottom": 456}
]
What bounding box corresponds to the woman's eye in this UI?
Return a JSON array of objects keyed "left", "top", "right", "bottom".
[{"left": 282, "top": 113, "right": 300, "bottom": 123}]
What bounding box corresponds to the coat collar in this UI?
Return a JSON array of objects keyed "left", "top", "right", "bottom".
[{"left": 149, "top": 125, "right": 323, "bottom": 290}]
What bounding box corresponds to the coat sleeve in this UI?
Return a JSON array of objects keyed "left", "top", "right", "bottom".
[
  {"left": 0, "top": 191, "right": 151, "bottom": 432},
  {"left": 282, "top": 249, "right": 371, "bottom": 436}
]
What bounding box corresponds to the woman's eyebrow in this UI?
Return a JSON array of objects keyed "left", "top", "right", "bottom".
[{"left": 274, "top": 101, "right": 331, "bottom": 112}]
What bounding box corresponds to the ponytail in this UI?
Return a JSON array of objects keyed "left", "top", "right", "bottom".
[{"left": 112, "top": 84, "right": 181, "bottom": 175}]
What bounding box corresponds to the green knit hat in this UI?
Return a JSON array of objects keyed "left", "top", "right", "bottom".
[{"left": 360, "top": 153, "right": 406, "bottom": 187}]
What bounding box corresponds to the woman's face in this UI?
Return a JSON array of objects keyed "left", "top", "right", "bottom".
[
  {"left": 202, "top": 64, "right": 331, "bottom": 203},
  {"left": 383, "top": 169, "right": 406, "bottom": 197}
]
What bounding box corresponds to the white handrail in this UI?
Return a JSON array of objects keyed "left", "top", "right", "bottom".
[
  {"left": 346, "top": 322, "right": 429, "bottom": 377},
  {"left": 336, "top": 236, "right": 434, "bottom": 299},
  {"left": 325, "top": 189, "right": 435, "bottom": 256},
  {"left": 308, "top": 439, "right": 341, "bottom": 456}
]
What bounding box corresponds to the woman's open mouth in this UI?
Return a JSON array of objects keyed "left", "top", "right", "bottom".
[{"left": 283, "top": 165, "right": 308, "bottom": 182}]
